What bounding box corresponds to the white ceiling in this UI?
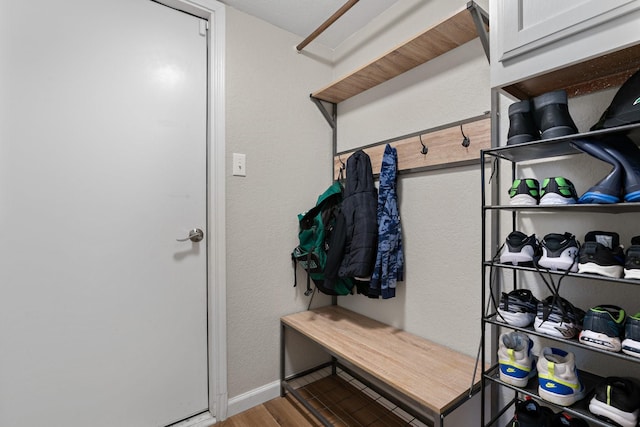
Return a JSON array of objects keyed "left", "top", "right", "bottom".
[{"left": 219, "top": 0, "right": 401, "bottom": 49}]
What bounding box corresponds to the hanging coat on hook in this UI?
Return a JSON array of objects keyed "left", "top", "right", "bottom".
[
  {"left": 338, "top": 150, "right": 378, "bottom": 287},
  {"left": 369, "top": 144, "right": 404, "bottom": 299}
]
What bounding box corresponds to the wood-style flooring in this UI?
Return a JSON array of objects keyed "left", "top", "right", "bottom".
[{"left": 217, "top": 372, "right": 426, "bottom": 427}]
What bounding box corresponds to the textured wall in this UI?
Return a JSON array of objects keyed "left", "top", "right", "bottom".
[
  {"left": 224, "top": 1, "right": 492, "bottom": 422},
  {"left": 225, "top": 8, "right": 334, "bottom": 399},
  {"left": 334, "top": 0, "right": 490, "bottom": 359}
]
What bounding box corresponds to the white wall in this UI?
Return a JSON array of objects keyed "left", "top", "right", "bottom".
[
  {"left": 224, "top": 7, "right": 336, "bottom": 411},
  {"left": 223, "top": 0, "right": 492, "bottom": 422},
  {"left": 334, "top": 0, "right": 490, "bottom": 359}
]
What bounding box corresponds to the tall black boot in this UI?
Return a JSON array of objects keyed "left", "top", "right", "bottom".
[
  {"left": 533, "top": 90, "right": 578, "bottom": 139},
  {"left": 571, "top": 138, "right": 623, "bottom": 204},
  {"left": 507, "top": 99, "right": 539, "bottom": 145},
  {"left": 598, "top": 135, "right": 640, "bottom": 202}
]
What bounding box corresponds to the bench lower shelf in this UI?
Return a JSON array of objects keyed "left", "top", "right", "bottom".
[{"left": 280, "top": 305, "right": 483, "bottom": 426}]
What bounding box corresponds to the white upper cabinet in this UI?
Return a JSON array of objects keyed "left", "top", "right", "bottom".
[{"left": 491, "top": 0, "right": 640, "bottom": 89}]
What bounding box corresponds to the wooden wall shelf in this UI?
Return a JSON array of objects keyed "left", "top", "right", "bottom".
[
  {"left": 334, "top": 115, "right": 491, "bottom": 179},
  {"left": 502, "top": 42, "right": 640, "bottom": 100},
  {"left": 312, "top": 2, "right": 489, "bottom": 104}
]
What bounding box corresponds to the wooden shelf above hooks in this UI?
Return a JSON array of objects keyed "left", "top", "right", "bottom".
[
  {"left": 312, "top": 2, "right": 489, "bottom": 104},
  {"left": 334, "top": 115, "right": 491, "bottom": 179}
]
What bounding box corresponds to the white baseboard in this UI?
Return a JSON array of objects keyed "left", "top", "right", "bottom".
[
  {"left": 226, "top": 380, "right": 281, "bottom": 418},
  {"left": 171, "top": 412, "right": 215, "bottom": 427}
]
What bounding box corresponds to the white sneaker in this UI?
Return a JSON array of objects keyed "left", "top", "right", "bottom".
[
  {"left": 537, "top": 233, "right": 579, "bottom": 272},
  {"left": 537, "top": 347, "right": 585, "bottom": 406},
  {"left": 498, "top": 332, "right": 537, "bottom": 387}
]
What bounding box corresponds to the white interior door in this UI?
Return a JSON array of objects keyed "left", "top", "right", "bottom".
[{"left": 0, "top": 1, "right": 209, "bottom": 425}]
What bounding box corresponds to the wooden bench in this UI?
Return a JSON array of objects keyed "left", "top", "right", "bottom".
[{"left": 280, "top": 305, "right": 482, "bottom": 426}]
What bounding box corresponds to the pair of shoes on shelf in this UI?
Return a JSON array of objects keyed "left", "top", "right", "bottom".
[
  {"left": 498, "top": 332, "right": 586, "bottom": 407},
  {"left": 589, "top": 377, "right": 640, "bottom": 427},
  {"left": 500, "top": 230, "right": 640, "bottom": 279},
  {"left": 579, "top": 305, "right": 640, "bottom": 357},
  {"left": 507, "top": 90, "right": 578, "bottom": 146},
  {"left": 499, "top": 231, "right": 579, "bottom": 272},
  {"left": 497, "top": 290, "right": 583, "bottom": 340},
  {"left": 509, "top": 177, "right": 578, "bottom": 206},
  {"left": 510, "top": 398, "right": 588, "bottom": 426},
  {"left": 577, "top": 231, "right": 640, "bottom": 279}
]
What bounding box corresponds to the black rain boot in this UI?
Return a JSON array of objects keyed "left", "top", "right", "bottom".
[
  {"left": 507, "top": 99, "right": 540, "bottom": 145},
  {"left": 571, "top": 138, "right": 623, "bottom": 204},
  {"left": 598, "top": 135, "right": 640, "bottom": 202},
  {"left": 533, "top": 90, "right": 578, "bottom": 139}
]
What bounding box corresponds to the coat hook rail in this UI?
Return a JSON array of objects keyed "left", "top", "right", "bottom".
[
  {"left": 333, "top": 113, "right": 491, "bottom": 179},
  {"left": 296, "top": 0, "right": 360, "bottom": 52}
]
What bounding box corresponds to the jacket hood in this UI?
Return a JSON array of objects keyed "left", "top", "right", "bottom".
[{"left": 345, "top": 150, "right": 376, "bottom": 196}]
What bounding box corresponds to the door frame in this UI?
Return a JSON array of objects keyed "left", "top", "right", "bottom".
[{"left": 154, "top": 0, "right": 227, "bottom": 423}]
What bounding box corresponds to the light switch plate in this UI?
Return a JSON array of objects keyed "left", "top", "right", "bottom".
[{"left": 232, "top": 153, "right": 246, "bottom": 176}]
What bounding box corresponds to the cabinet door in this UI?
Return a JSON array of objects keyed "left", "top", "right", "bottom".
[{"left": 499, "top": 0, "right": 640, "bottom": 62}]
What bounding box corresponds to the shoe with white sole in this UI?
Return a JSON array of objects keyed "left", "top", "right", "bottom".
[
  {"left": 500, "top": 231, "right": 539, "bottom": 267},
  {"left": 579, "top": 305, "right": 625, "bottom": 352},
  {"left": 498, "top": 331, "right": 537, "bottom": 388},
  {"left": 589, "top": 377, "right": 640, "bottom": 427},
  {"left": 497, "top": 289, "right": 539, "bottom": 327},
  {"left": 578, "top": 231, "right": 624, "bottom": 278},
  {"left": 509, "top": 178, "right": 540, "bottom": 205},
  {"left": 534, "top": 296, "right": 584, "bottom": 339},
  {"left": 537, "top": 233, "right": 579, "bottom": 272},
  {"left": 537, "top": 347, "right": 585, "bottom": 407},
  {"left": 624, "top": 236, "right": 640, "bottom": 279},
  {"left": 622, "top": 313, "right": 640, "bottom": 358},
  {"left": 539, "top": 177, "right": 578, "bottom": 206}
]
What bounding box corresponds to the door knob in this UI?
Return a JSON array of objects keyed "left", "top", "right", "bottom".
[{"left": 177, "top": 228, "right": 204, "bottom": 242}]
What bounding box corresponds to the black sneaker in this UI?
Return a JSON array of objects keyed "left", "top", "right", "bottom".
[
  {"left": 622, "top": 312, "right": 640, "bottom": 358},
  {"left": 534, "top": 296, "right": 584, "bottom": 339},
  {"left": 497, "top": 289, "right": 540, "bottom": 327},
  {"left": 624, "top": 236, "right": 640, "bottom": 279},
  {"left": 589, "top": 377, "right": 640, "bottom": 427},
  {"left": 510, "top": 399, "right": 554, "bottom": 427},
  {"left": 579, "top": 305, "right": 626, "bottom": 352},
  {"left": 578, "top": 231, "right": 625, "bottom": 278},
  {"left": 550, "top": 413, "right": 589, "bottom": 427},
  {"left": 500, "top": 231, "right": 539, "bottom": 266},
  {"left": 539, "top": 177, "right": 578, "bottom": 205},
  {"left": 537, "top": 232, "right": 579, "bottom": 272},
  {"left": 509, "top": 178, "right": 540, "bottom": 205}
]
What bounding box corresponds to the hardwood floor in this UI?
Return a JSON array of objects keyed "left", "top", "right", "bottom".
[{"left": 217, "top": 371, "right": 426, "bottom": 427}]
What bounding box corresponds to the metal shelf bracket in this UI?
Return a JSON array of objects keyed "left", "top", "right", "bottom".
[{"left": 468, "top": 1, "right": 490, "bottom": 63}]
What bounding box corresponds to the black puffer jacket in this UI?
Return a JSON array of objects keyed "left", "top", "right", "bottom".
[{"left": 338, "top": 150, "right": 378, "bottom": 279}]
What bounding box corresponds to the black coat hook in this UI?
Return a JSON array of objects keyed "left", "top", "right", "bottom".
[
  {"left": 460, "top": 125, "right": 470, "bottom": 147},
  {"left": 419, "top": 134, "right": 428, "bottom": 155}
]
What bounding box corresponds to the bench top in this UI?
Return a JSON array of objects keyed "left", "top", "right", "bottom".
[{"left": 281, "top": 305, "right": 481, "bottom": 415}]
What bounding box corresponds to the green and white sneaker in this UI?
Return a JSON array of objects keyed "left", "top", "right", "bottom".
[
  {"left": 509, "top": 178, "right": 540, "bottom": 205},
  {"left": 540, "top": 177, "right": 578, "bottom": 205},
  {"left": 537, "top": 347, "right": 585, "bottom": 406}
]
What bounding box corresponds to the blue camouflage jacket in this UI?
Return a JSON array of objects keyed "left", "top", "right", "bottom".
[{"left": 369, "top": 144, "right": 404, "bottom": 298}]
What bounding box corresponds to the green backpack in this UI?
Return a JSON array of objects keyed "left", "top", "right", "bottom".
[{"left": 292, "top": 181, "right": 352, "bottom": 296}]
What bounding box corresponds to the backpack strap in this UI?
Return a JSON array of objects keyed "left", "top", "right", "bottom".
[
  {"left": 291, "top": 252, "right": 297, "bottom": 288},
  {"left": 304, "top": 251, "right": 313, "bottom": 296}
]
